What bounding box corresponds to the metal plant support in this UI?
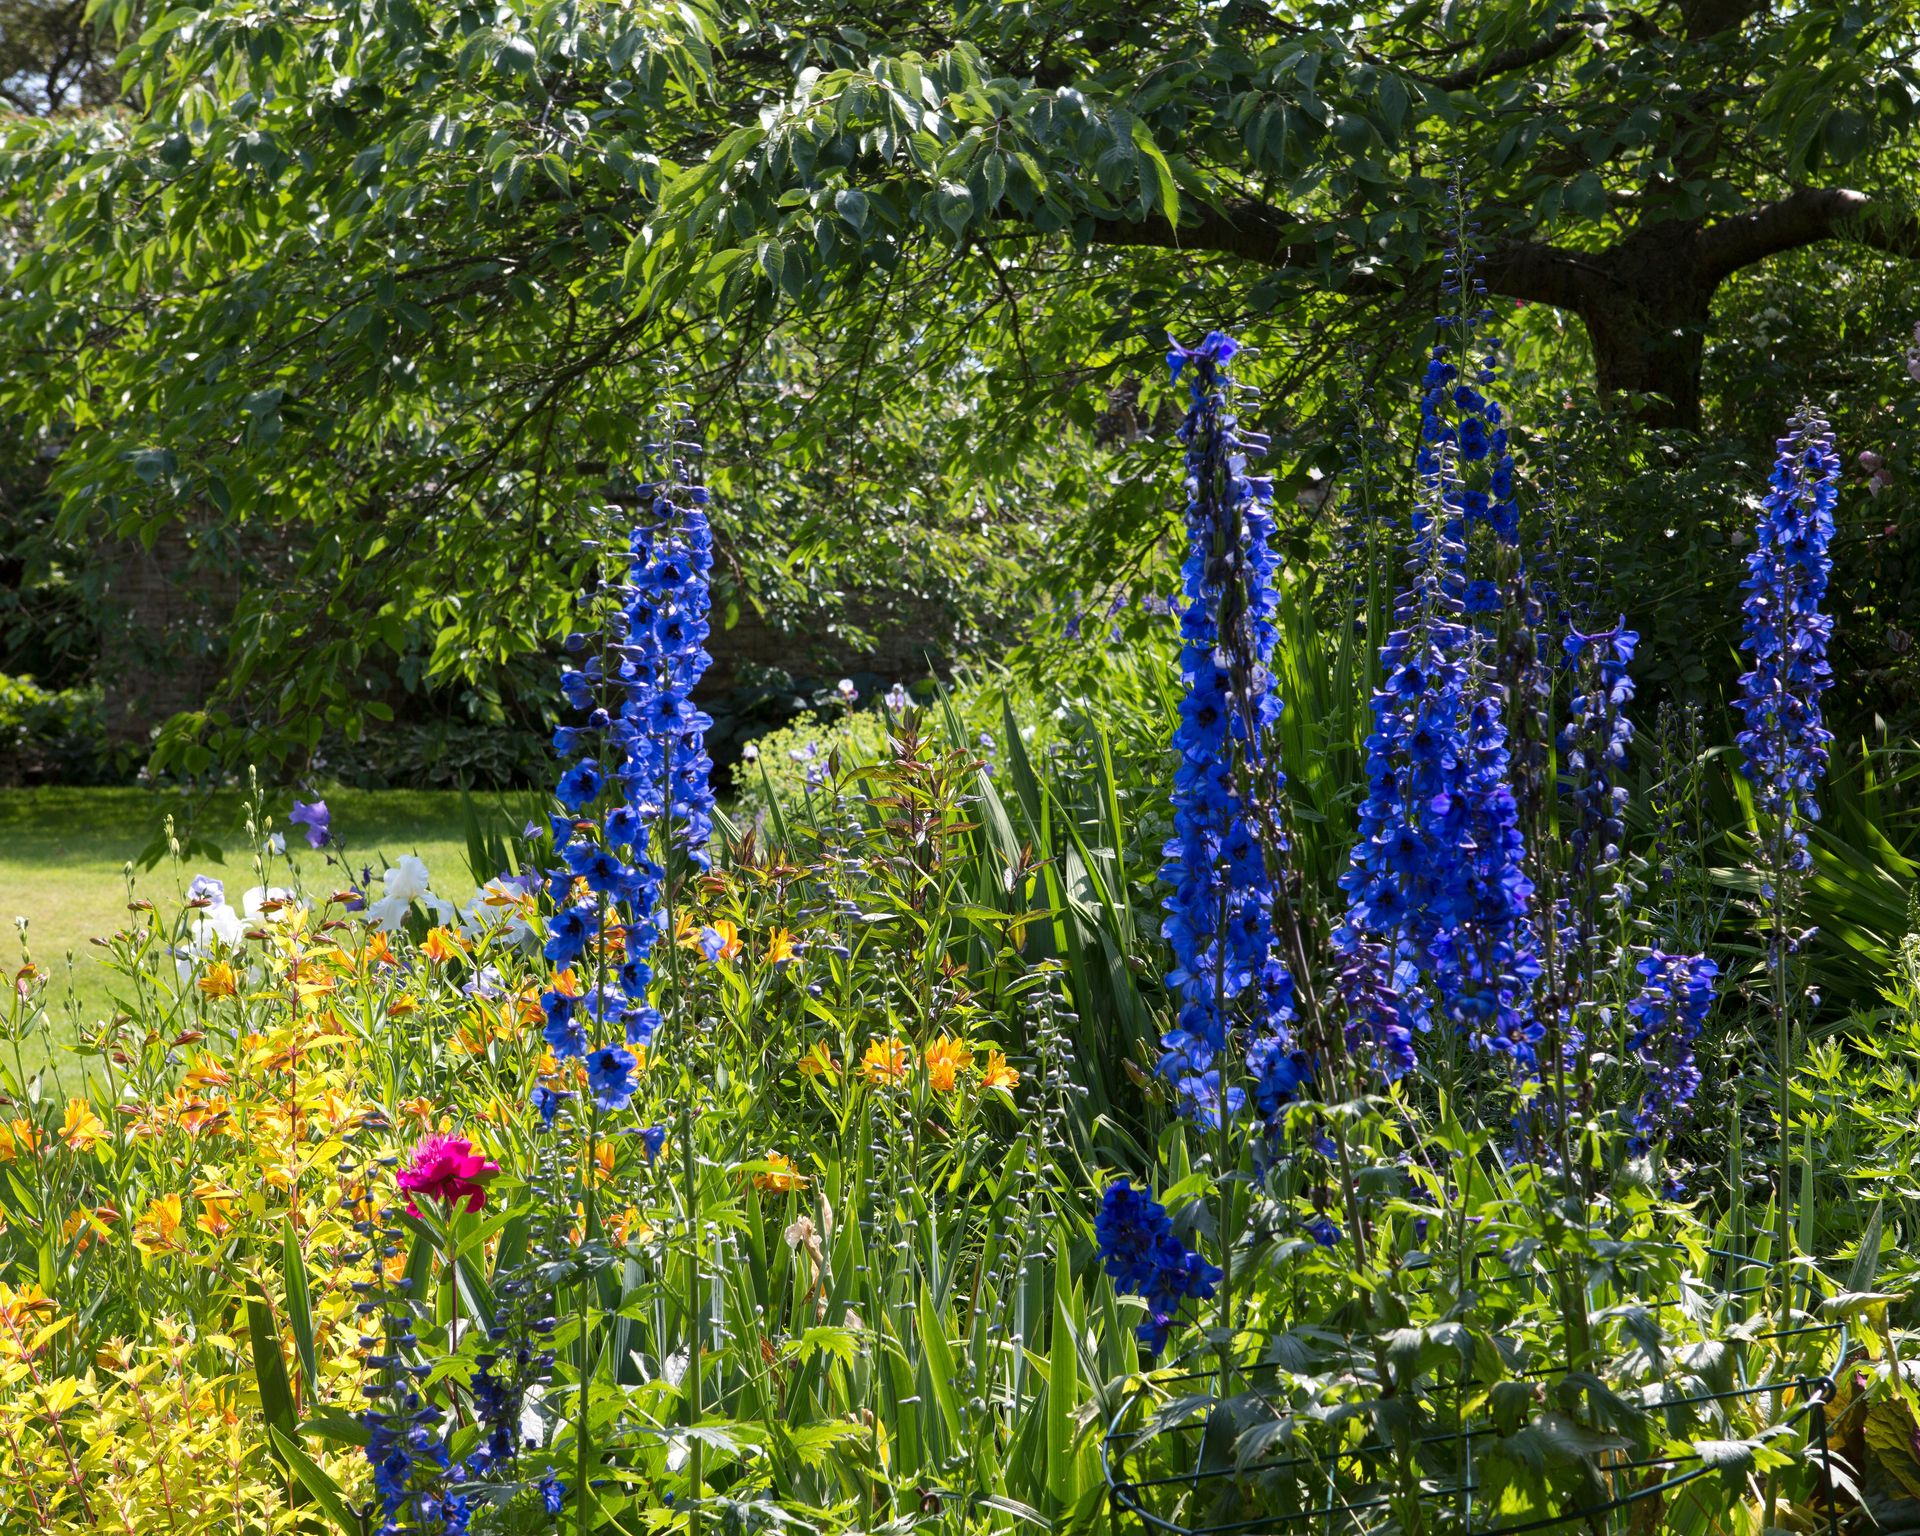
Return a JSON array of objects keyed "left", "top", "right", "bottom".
[{"left": 1102, "top": 1250, "right": 1845, "bottom": 1536}]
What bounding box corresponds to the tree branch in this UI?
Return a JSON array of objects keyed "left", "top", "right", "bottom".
[
  {"left": 1697, "top": 186, "right": 1920, "bottom": 286},
  {"left": 1422, "top": 27, "right": 1586, "bottom": 92},
  {"left": 1481, "top": 242, "right": 1608, "bottom": 312},
  {"left": 1085, "top": 195, "right": 1607, "bottom": 317},
  {"left": 1084, "top": 198, "right": 1361, "bottom": 273}
]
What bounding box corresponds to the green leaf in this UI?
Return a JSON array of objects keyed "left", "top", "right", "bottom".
[
  {"left": 1565, "top": 170, "right": 1607, "bottom": 219},
  {"left": 282, "top": 1226, "right": 319, "bottom": 1399},
  {"left": 917, "top": 1286, "right": 964, "bottom": 1445},
  {"left": 268, "top": 1426, "right": 360, "bottom": 1535},
  {"left": 1046, "top": 1278, "right": 1080, "bottom": 1509},
  {"left": 1129, "top": 118, "right": 1180, "bottom": 229},
  {"left": 934, "top": 180, "right": 973, "bottom": 237},
  {"left": 495, "top": 34, "right": 537, "bottom": 73},
  {"left": 247, "top": 1292, "right": 297, "bottom": 1445}
]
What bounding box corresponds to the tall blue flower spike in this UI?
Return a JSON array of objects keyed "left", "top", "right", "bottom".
[
  {"left": 1334, "top": 211, "right": 1543, "bottom": 1078},
  {"left": 1736, "top": 410, "right": 1839, "bottom": 880},
  {"left": 1156, "top": 331, "right": 1304, "bottom": 1133},
  {"left": 544, "top": 420, "right": 716, "bottom": 1114}
]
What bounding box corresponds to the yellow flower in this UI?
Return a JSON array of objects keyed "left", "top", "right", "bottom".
[
  {"left": 0, "top": 1283, "right": 59, "bottom": 1360},
  {"left": 858, "top": 1038, "right": 910, "bottom": 1088},
  {"left": 0, "top": 1118, "right": 44, "bottom": 1161},
  {"left": 58, "top": 1098, "right": 107, "bottom": 1153},
  {"left": 61, "top": 1207, "right": 115, "bottom": 1253},
  {"left": 193, "top": 1182, "right": 238, "bottom": 1238},
  {"left": 132, "top": 1194, "right": 185, "bottom": 1256},
  {"left": 765, "top": 927, "right": 799, "bottom": 965},
  {"left": 981, "top": 1050, "right": 1020, "bottom": 1093},
  {"left": 197, "top": 961, "right": 239, "bottom": 999},
  {"left": 175, "top": 1093, "right": 231, "bottom": 1138},
  {"left": 291, "top": 956, "right": 336, "bottom": 1007},
  {"left": 701, "top": 919, "right": 743, "bottom": 962},
  {"left": 924, "top": 1035, "right": 974, "bottom": 1093},
  {"left": 754, "top": 1152, "right": 808, "bottom": 1193},
  {"left": 798, "top": 1040, "right": 839, "bottom": 1080},
  {"left": 421, "top": 926, "right": 466, "bottom": 964}
]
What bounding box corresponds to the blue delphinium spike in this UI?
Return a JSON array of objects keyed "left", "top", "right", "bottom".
[
  {"left": 1735, "top": 410, "right": 1839, "bottom": 877},
  {"left": 1333, "top": 209, "right": 1543, "bottom": 1078},
  {"left": 1093, "top": 1178, "right": 1223, "bottom": 1357},
  {"left": 1624, "top": 951, "right": 1718, "bottom": 1149},
  {"left": 1156, "top": 332, "right": 1300, "bottom": 1133}
]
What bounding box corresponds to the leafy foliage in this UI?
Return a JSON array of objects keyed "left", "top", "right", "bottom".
[{"left": 5, "top": 0, "right": 1919, "bottom": 763}]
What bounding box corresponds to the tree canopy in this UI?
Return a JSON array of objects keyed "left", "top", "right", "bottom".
[{"left": 3, "top": 0, "right": 1916, "bottom": 765}]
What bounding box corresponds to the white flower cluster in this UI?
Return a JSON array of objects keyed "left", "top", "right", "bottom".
[{"left": 171, "top": 856, "right": 539, "bottom": 989}]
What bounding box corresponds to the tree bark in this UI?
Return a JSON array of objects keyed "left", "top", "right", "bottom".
[{"left": 1574, "top": 222, "right": 1716, "bottom": 432}]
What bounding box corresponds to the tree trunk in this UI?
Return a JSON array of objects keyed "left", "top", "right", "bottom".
[{"left": 1577, "top": 223, "right": 1716, "bottom": 432}]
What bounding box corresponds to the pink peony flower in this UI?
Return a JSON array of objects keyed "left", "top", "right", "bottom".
[{"left": 396, "top": 1133, "right": 499, "bottom": 1217}]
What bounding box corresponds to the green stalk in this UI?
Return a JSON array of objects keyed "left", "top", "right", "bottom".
[
  {"left": 576, "top": 1095, "right": 597, "bottom": 1536},
  {"left": 681, "top": 1097, "right": 705, "bottom": 1529}
]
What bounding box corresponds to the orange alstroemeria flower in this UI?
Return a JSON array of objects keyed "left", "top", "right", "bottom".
[
  {"left": 924, "top": 1036, "right": 974, "bottom": 1093},
  {"left": 421, "top": 926, "right": 467, "bottom": 965},
  {"left": 59, "top": 1098, "right": 108, "bottom": 1153},
  {"left": 131, "top": 1194, "right": 185, "bottom": 1256},
  {"left": 858, "top": 1038, "right": 910, "bottom": 1088},
  {"left": 183, "top": 1055, "right": 232, "bottom": 1092},
  {"left": 754, "top": 1152, "right": 808, "bottom": 1193},
  {"left": 799, "top": 1041, "right": 839, "bottom": 1081}
]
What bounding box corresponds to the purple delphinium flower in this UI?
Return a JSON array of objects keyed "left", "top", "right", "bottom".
[
  {"left": 530, "top": 1084, "right": 570, "bottom": 1127},
  {"left": 586, "top": 1043, "right": 638, "bottom": 1110},
  {"left": 1332, "top": 227, "right": 1542, "bottom": 1078},
  {"left": 541, "top": 989, "right": 587, "bottom": 1059},
  {"left": 289, "top": 798, "right": 330, "bottom": 849},
  {"left": 1560, "top": 622, "right": 1638, "bottom": 969}
]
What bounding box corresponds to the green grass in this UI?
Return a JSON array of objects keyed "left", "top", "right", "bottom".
[{"left": 0, "top": 788, "right": 517, "bottom": 1074}]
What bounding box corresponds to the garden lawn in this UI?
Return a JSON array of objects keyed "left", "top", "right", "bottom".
[{"left": 0, "top": 787, "right": 510, "bottom": 1082}]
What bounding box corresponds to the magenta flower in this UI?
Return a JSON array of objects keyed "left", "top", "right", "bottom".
[{"left": 396, "top": 1133, "right": 499, "bottom": 1217}]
